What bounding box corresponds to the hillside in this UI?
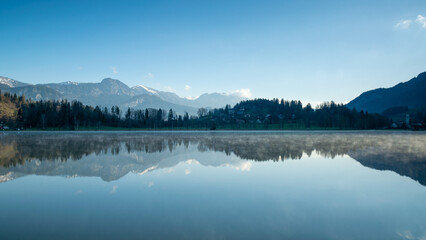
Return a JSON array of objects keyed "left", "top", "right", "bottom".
[
  {"left": 0, "top": 92, "right": 19, "bottom": 121},
  {"left": 347, "top": 72, "right": 426, "bottom": 113}
]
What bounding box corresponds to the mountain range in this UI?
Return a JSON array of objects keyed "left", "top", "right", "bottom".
[
  {"left": 0, "top": 76, "right": 244, "bottom": 114},
  {"left": 2, "top": 70, "right": 426, "bottom": 116},
  {"left": 347, "top": 71, "right": 426, "bottom": 113}
]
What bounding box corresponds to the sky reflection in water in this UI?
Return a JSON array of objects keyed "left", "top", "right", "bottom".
[{"left": 0, "top": 131, "right": 425, "bottom": 240}]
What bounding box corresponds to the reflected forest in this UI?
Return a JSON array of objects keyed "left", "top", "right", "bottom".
[{"left": 1, "top": 132, "right": 425, "bottom": 185}]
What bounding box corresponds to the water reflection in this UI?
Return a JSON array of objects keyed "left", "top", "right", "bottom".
[{"left": 0, "top": 131, "right": 425, "bottom": 184}]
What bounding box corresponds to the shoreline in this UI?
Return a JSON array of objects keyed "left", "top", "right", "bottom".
[{"left": 1, "top": 129, "right": 421, "bottom": 133}]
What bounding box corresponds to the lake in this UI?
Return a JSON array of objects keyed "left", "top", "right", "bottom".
[{"left": 0, "top": 131, "right": 425, "bottom": 239}]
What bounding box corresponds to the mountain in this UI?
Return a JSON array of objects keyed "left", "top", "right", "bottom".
[
  {"left": 41, "top": 78, "right": 134, "bottom": 107},
  {"left": 0, "top": 76, "right": 30, "bottom": 88},
  {"left": 131, "top": 85, "right": 195, "bottom": 107},
  {"left": 347, "top": 72, "right": 426, "bottom": 113},
  {"left": 191, "top": 93, "right": 242, "bottom": 109},
  {"left": 121, "top": 94, "right": 198, "bottom": 114},
  {"left": 131, "top": 85, "right": 242, "bottom": 109},
  {"left": 0, "top": 76, "right": 245, "bottom": 114},
  {"left": 132, "top": 84, "right": 159, "bottom": 95},
  {"left": 0, "top": 77, "right": 64, "bottom": 101},
  {"left": 4, "top": 85, "right": 64, "bottom": 101}
]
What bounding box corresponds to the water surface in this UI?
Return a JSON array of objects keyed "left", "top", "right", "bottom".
[{"left": 0, "top": 131, "right": 425, "bottom": 239}]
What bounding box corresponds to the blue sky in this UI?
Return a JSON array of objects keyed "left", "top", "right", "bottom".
[{"left": 1, "top": 0, "right": 425, "bottom": 105}]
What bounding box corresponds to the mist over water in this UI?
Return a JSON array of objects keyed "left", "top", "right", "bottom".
[{"left": 0, "top": 131, "right": 425, "bottom": 239}]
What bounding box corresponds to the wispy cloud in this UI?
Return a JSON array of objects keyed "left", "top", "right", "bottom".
[
  {"left": 165, "top": 86, "right": 176, "bottom": 92},
  {"left": 230, "top": 161, "right": 252, "bottom": 171},
  {"left": 394, "top": 19, "right": 412, "bottom": 29},
  {"left": 186, "top": 159, "right": 199, "bottom": 164},
  {"left": 143, "top": 72, "right": 154, "bottom": 79},
  {"left": 232, "top": 88, "right": 252, "bottom": 98},
  {"left": 185, "top": 169, "right": 192, "bottom": 175},
  {"left": 184, "top": 85, "right": 191, "bottom": 91},
  {"left": 394, "top": 14, "right": 426, "bottom": 29},
  {"left": 110, "top": 185, "right": 118, "bottom": 194},
  {"left": 416, "top": 14, "right": 426, "bottom": 28},
  {"left": 112, "top": 67, "right": 118, "bottom": 74},
  {"left": 164, "top": 168, "right": 175, "bottom": 174}
]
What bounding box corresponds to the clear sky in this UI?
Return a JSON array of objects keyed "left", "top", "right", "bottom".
[{"left": 1, "top": 0, "right": 425, "bottom": 105}]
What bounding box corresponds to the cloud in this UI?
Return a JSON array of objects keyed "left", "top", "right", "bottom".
[
  {"left": 185, "top": 169, "right": 192, "bottom": 175},
  {"left": 143, "top": 73, "right": 154, "bottom": 79},
  {"left": 394, "top": 19, "right": 412, "bottom": 29},
  {"left": 231, "top": 161, "right": 252, "bottom": 171},
  {"left": 394, "top": 14, "right": 426, "bottom": 29},
  {"left": 112, "top": 67, "right": 118, "bottom": 74},
  {"left": 110, "top": 185, "right": 118, "bottom": 194},
  {"left": 416, "top": 14, "right": 426, "bottom": 28},
  {"left": 397, "top": 230, "right": 415, "bottom": 240},
  {"left": 219, "top": 161, "right": 253, "bottom": 171},
  {"left": 232, "top": 88, "right": 252, "bottom": 98},
  {"left": 165, "top": 86, "right": 176, "bottom": 93},
  {"left": 186, "top": 159, "right": 199, "bottom": 165},
  {"left": 164, "top": 168, "right": 175, "bottom": 174},
  {"left": 184, "top": 85, "right": 191, "bottom": 91}
]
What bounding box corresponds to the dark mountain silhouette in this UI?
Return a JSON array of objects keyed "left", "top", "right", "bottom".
[{"left": 347, "top": 71, "right": 426, "bottom": 113}]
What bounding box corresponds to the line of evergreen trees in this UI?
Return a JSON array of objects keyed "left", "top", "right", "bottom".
[
  {"left": 0, "top": 91, "right": 390, "bottom": 130},
  {"left": 196, "top": 99, "right": 389, "bottom": 129}
]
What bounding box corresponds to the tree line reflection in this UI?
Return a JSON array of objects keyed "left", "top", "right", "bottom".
[{"left": 0, "top": 132, "right": 425, "bottom": 184}]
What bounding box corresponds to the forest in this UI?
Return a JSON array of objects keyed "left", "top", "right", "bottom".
[{"left": 0, "top": 90, "right": 390, "bottom": 130}]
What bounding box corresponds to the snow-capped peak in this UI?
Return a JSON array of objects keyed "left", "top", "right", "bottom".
[
  {"left": 59, "top": 81, "right": 79, "bottom": 85},
  {"left": 0, "top": 76, "right": 30, "bottom": 88},
  {"left": 185, "top": 95, "right": 199, "bottom": 100},
  {"left": 0, "top": 77, "right": 13, "bottom": 87},
  {"left": 132, "top": 85, "right": 158, "bottom": 94},
  {"left": 137, "top": 165, "right": 158, "bottom": 175}
]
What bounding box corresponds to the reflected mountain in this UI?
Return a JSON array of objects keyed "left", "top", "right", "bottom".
[{"left": 0, "top": 131, "right": 425, "bottom": 185}]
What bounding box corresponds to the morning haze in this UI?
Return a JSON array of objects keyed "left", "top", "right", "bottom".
[{"left": 0, "top": 1, "right": 426, "bottom": 240}]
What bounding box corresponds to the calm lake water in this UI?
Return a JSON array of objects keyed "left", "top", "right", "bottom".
[{"left": 0, "top": 131, "right": 425, "bottom": 240}]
